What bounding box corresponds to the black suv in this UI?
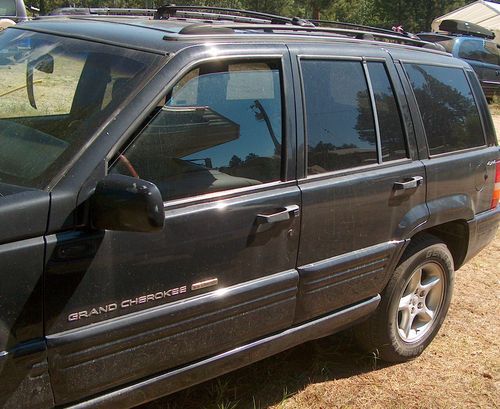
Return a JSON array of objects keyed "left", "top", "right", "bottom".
[{"left": 0, "top": 6, "right": 499, "bottom": 409}]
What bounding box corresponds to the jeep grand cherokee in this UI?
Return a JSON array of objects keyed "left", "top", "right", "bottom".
[{"left": 0, "top": 6, "right": 498, "bottom": 409}]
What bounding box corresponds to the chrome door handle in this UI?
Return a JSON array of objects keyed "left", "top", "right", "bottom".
[
  {"left": 393, "top": 176, "right": 424, "bottom": 190},
  {"left": 256, "top": 205, "right": 300, "bottom": 224}
]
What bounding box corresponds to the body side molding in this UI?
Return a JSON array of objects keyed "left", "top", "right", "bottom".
[{"left": 65, "top": 295, "right": 380, "bottom": 409}]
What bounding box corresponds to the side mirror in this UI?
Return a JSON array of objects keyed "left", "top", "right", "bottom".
[{"left": 91, "top": 174, "right": 165, "bottom": 233}]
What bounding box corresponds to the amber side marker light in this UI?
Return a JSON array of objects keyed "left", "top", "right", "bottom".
[{"left": 492, "top": 160, "right": 500, "bottom": 209}]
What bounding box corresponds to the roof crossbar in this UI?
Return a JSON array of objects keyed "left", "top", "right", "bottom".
[{"left": 154, "top": 5, "right": 314, "bottom": 27}]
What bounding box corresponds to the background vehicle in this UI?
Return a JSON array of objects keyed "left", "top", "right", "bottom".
[
  {"left": 0, "top": 0, "right": 27, "bottom": 22},
  {"left": 418, "top": 19, "right": 500, "bottom": 101},
  {"left": 0, "top": 6, "right": 499, "bottom": 409}
]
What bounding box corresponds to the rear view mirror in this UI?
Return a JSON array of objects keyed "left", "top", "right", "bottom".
[
  {"left": 33, "top": 54, "right": 54, "bottom": 74},
  {"left": 91, "top": 174, "right": 165, "bottom": 233}
]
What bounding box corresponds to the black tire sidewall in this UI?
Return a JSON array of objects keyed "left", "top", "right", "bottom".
[{"left": 383, "top": 242, "right": 455, "bottom": 361}]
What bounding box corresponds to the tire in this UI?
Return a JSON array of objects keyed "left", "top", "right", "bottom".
[{"left": 355, "top": 235, "right": 455, "bottom": 363}]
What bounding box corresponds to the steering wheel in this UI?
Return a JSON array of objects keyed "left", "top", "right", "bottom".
[{"left": 118, "top": 154, "right": 139, "bottom": 178}]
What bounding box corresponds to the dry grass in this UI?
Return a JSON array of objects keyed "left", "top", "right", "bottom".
[
  {"left": 0, "top": 55, "right": 83, "bottom": 118},
  {"left": 143, "top": 233, "right": 500, "bottom": 409}
]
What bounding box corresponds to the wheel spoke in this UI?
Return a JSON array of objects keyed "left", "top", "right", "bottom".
[
  {"left": 399, "top": 294, "right": 412, "bottom": 311},
  {"left": 402, "top": 311, "right": 416, "bottom": 339},
  {"left": 420, "top": 306, "right": 434, "bottom": 323},
  {"left": 421, "top": 275, "right": 440, "bottom": 292},
  {"left": 407, "top": 268, "right": 422, "bottom": 294}
]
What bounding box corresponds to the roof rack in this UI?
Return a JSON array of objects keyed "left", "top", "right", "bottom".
[
  {"left": 154, "top": 5, "right": 314, "bottom": 27},
  {"left": 155, "top": 4, "right": 442, "bottom": 50},
  {"left": 309, "top": 19, "right": 416, "bottom": 39},
  {"left": 169, "top": 23, "right": 439, "bottom": 50},
  {"left": 49, "top": 7, "right": 156, "bottom": 17}
]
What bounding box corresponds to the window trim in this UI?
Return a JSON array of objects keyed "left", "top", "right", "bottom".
[
  {"left": 363, "top": 60, "right": 383, "bottom": 164},
  {"left": 298, "top": 157, "right": 412, "bottom": 183},
  {"left": 107, "top": 53, "right": 291, "bottom": 206},
  {"left": 163, "top": 179, "right": 296, "bottom": 209},
  {"left": 401, "top": 61, "right": 488, "bottom": 158}
]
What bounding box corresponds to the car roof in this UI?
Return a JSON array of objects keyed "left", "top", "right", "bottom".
[
  {"left": 12, "top": 17, "right": 182, "bottom": 54},
  {"left": 13, "top": 15, "right": 459, "bottom": 61}
]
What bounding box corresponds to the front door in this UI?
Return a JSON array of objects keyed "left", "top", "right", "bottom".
[{"left": 44, "top": 47, "right": 300, "bottom": 405}]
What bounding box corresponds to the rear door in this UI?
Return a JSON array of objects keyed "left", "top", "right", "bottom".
[
  {"left": 289, "top": 43, "right": 428, "bottom": 322},
  {"left": 399, "top": 56, "right": 498, "bottom": 229},
  {"left": 44, "top": 45, "right": 301, "bottom": 405}
]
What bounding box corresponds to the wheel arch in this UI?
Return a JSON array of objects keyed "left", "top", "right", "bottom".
[{"left": 408, "top": 219, "right": 470, "bottom": 271}]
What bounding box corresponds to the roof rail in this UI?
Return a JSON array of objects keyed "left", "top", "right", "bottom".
[
  {"left": 309, "top": 19, "right": 416, "bottom": 39},
  {"left": 154, "top": 5, "right": 314, "bottom": 27},
  {"left": 154, "top": 5, "right": 443, "bottom": 50},
  {"left": 170, "top": 23, "right": 442, "bottom": 50},
  {"left": 49, "top": 7, "right": 155, "bottom": 17}
]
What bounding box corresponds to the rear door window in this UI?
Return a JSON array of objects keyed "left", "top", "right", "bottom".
[
  {"left": 300, "top": 59, "right": 408, "bottom": 175},
  {"left": 301, "top": 59, "right": 377, "bottom": 174},
  {"left": 404, "top": 63, "right": 485, "bottom": 155}
]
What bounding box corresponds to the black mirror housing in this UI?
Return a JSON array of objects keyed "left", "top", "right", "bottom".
[{"left": 91, "top": 174, "right": 165, "bottom": 232}]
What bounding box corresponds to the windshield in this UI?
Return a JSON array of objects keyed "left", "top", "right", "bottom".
[{"left": 0, "top": 28, "right": 163, "bottom": 189}]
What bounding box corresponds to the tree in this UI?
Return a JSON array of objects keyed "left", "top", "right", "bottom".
[
  {"left": 372, "top": 0, "right": 470, "bottom": 32},
  {"left": 292, "top": 0, "right": 334, "bottom": 19},
  {"left": 34, "top": 0, "right": 476, "bottom": 33}
]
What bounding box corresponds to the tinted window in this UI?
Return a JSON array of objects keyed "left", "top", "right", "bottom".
[
  {"left": 301, "top": 60, "right": 377, "bottom": 174},
  {"left": 367, "top": 62, "right": 407, "bottom": 161},
  {"left": 112, "top": 61, "right": 283, "bottom": 201},
  {"left": 458, "top": 39, "right": 499, "bottom": 66},
  {"left": 0, "top": 0, "right": 16, "bottom": 16},
  {"left": 405, "top": 64, "right": 484, "bottom": 155}
]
